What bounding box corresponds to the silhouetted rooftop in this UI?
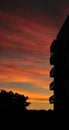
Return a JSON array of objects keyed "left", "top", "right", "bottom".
[{"left": 57, "top": 15, "right": 69, "bottom": 39}]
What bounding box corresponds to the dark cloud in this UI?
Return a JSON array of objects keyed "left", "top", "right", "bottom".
[
  {"left": 0, "top": 0, "right": 68, "bottom": 15},
  {"left": 0, "top": 0, "right": 69, "bottom": 26}
]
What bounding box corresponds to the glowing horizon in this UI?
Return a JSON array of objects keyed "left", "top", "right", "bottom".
[{"left": 0, "top": 0, "right": 69, "bottom": 110}]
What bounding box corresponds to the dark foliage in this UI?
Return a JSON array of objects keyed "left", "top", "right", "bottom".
[
  {"left": 0, "top": 89, "right": 68, "bottom": 129},
  {"left": 0, "top": 89, "right": 30, "bottom": 113}
]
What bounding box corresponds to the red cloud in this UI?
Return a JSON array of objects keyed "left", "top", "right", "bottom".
[
  {"left": 0, "top": 11, "right": 54, "bottom": 110},
  {"left": 0, "top": 11, "right": 56, "bottom": 56}
]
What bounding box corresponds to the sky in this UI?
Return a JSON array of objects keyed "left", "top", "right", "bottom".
[{"left": 0, "top": 0, "right": 69, "bottom": 110}]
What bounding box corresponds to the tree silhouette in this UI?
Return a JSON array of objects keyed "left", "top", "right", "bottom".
[{"left": 0, "top": 89, "right": 30, "bottom": 112}]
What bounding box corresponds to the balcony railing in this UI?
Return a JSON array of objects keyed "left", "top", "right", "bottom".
[
  {"left": 49, "top": 95, "right": 54, "bottom": 104},
  {"left": 50, "top": 81, "right": 54, "bottom": 90},
  {"left": 50, "top": 39, "right": 57, "bottom": 53},
  {"left": 50, "top": 52, "right": 55, "bottom": 65},
  {"left": 50, "top": 67, "right": 55, "bottom": 77}
]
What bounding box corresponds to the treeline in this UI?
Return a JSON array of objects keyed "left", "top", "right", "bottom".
[
  {"left": 0, "top": 89, "right": 68, "bottom": 129},
  {"left": 0, "top": 89, "right": 30, "bottom": 113}
]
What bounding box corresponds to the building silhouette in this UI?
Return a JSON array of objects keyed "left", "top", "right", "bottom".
[{"left": 49, "top": 15, "right": 69, "bottom": 112}]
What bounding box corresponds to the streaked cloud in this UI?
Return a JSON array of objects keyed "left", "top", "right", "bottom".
[
  {"left": 0, "top": 9, "right": 58, "bottom": 110},
  {"left": 0, "top": 65, "right": 51, "bottom": 89},
  {"left": 0, "top": 0, "right": 68, "bottom": 110}
]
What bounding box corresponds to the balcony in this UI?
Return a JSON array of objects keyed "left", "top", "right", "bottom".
[
  {"left": 50, "top": 67, "right": 55, "bottom": 77},
  {"left": 50, "top": 39, "right": 57, "bottom": 53},
  {"left": 50, "top": 52, "right": 55, "bottom": 65},
  {"left": 50, "top": 81, "right": 54, "bottom": 90},
  {"left": 49, "top": 95, "right": 54, "bottom": 104}
]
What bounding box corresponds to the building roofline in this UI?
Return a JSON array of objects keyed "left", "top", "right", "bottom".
[{"left": 57, "top": 15, "right": 69, "bottom": 39}]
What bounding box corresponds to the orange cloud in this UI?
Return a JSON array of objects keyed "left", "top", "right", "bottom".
[
  {"left": 0, "top": 86, "right": 53, "bottom": 110},
  {"left": 0, "top": 87, "right": 46, "bottom": 97},
  {"left": 0, "top": 87, "right": 49, "bottom": 102},
  {"left": 0, "top": 66, "right": 50, "bottom": 89},
  {"left": 0, "top": 10, "right": 54, "bottom": 110}
]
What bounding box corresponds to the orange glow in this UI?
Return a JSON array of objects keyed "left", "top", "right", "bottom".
[
  {"left": 0, "top": 1, "right": 68, "bottom": 111},
  {"left": 0, "top": 87, "right": 50, "bottom": 101},
  {"left": 0, "top": 10, "right": 54, "bottom": 110},
  {"left": 0, "top": 66, "right": 50, "bottom": 89},
  {"left": 0, "top": 87, "right": 53, "bottom": 110}
]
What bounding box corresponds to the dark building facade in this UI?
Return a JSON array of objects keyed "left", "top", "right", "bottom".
[{"left": 49, "top": 15, "right": 69, "bottom": 112}]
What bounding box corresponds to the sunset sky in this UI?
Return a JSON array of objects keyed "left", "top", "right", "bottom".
[{"left": 0, "top": 0, "right": 69, "bottom": 110}]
